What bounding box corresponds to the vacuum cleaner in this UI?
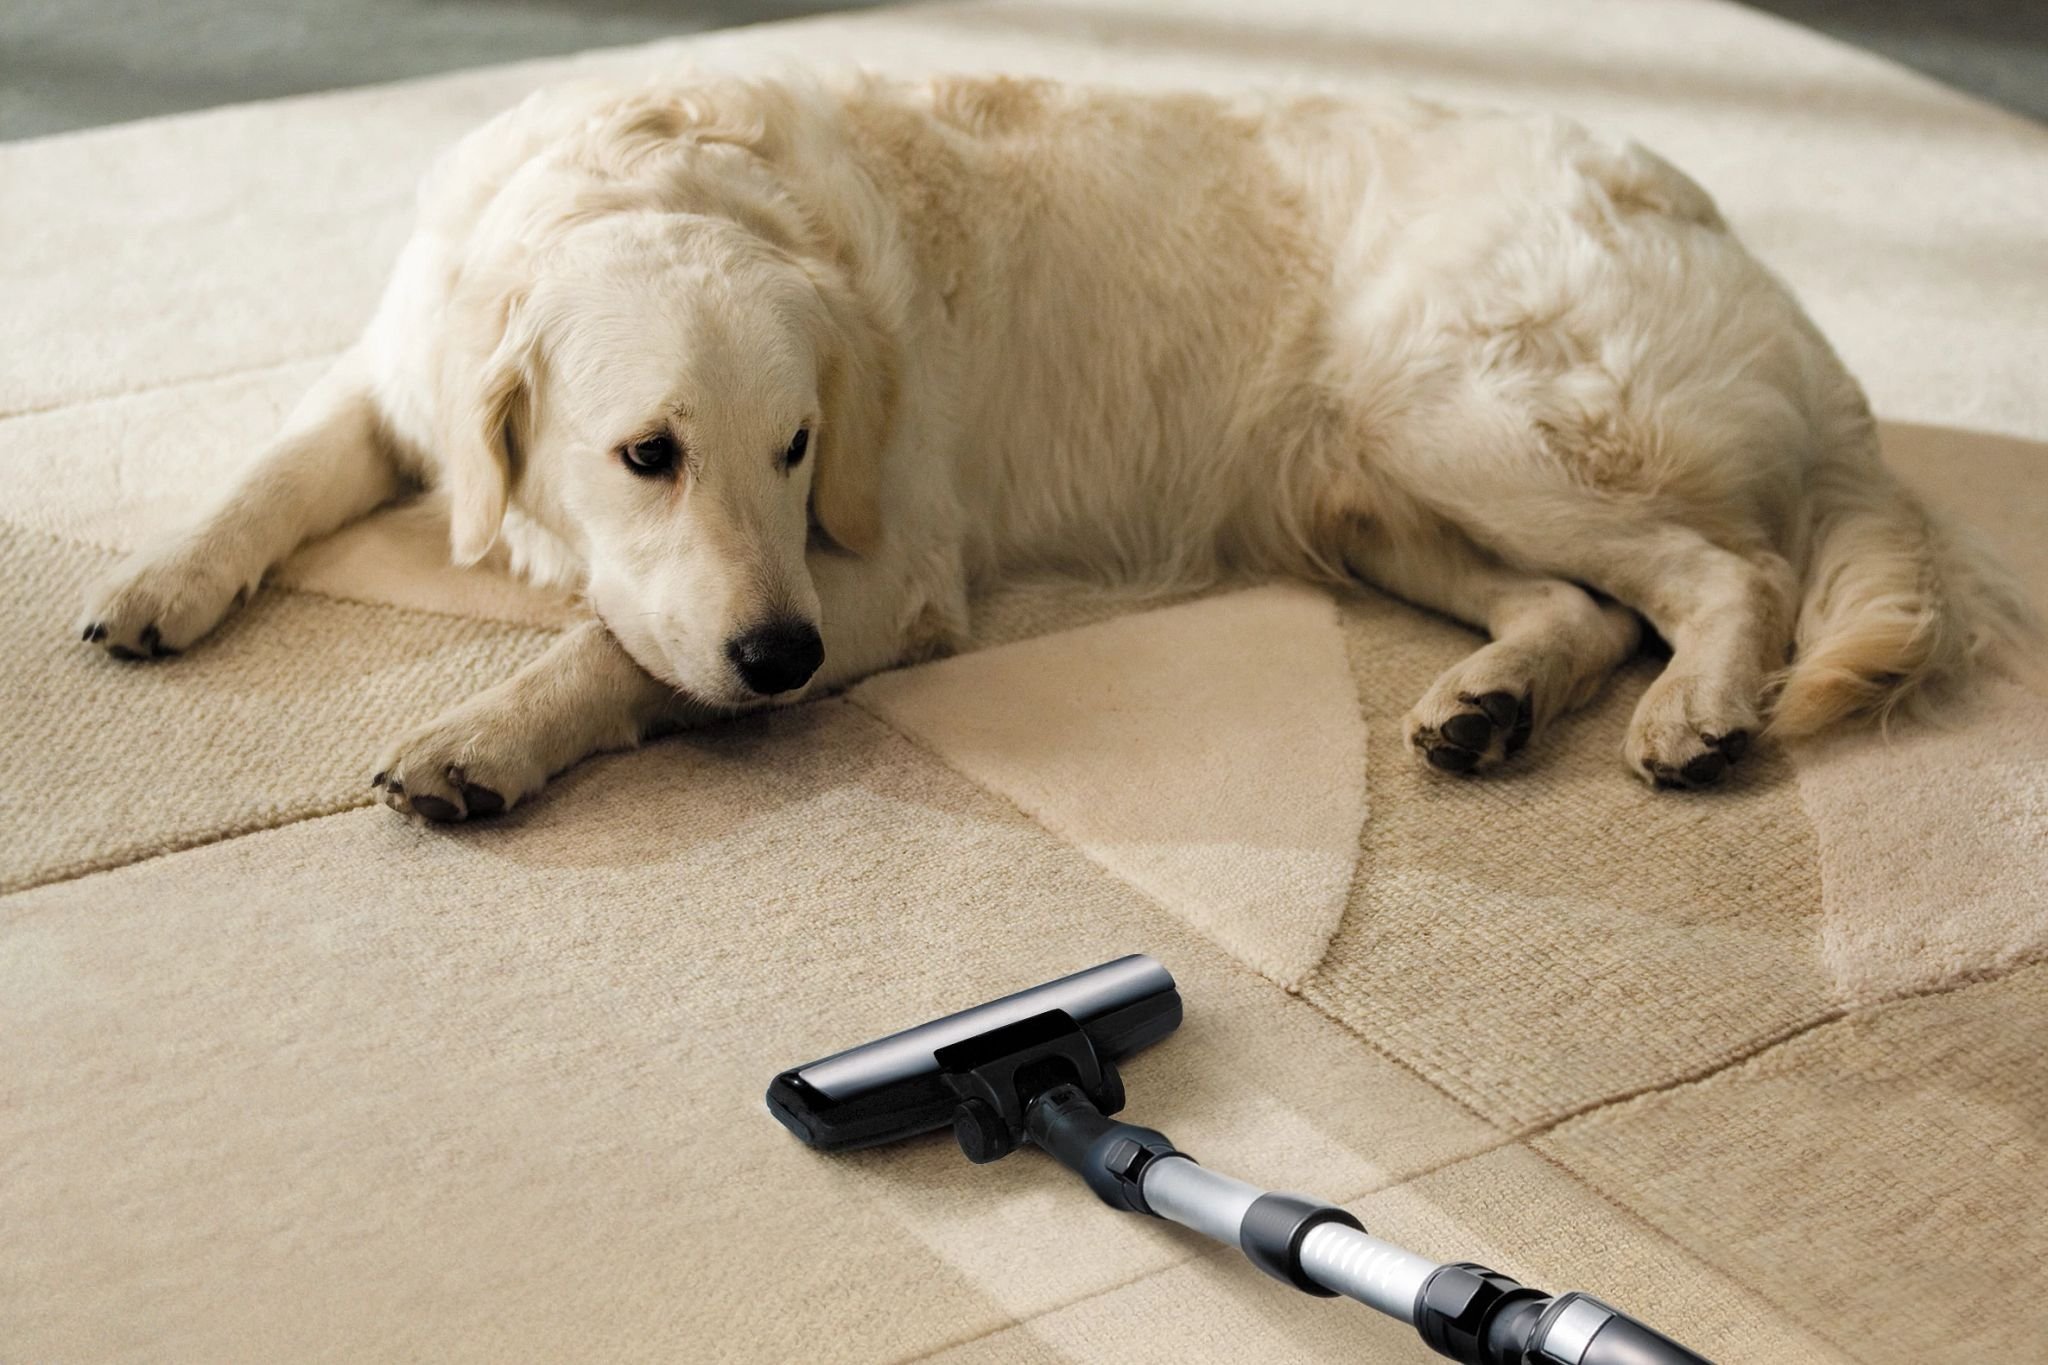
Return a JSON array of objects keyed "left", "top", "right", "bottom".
[{"left": 768, "top": 954, "right": 1712, "bottom": 1365}]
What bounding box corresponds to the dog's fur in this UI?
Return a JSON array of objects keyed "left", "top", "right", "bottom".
[{"left": 79, "top": 74, "right": 2035, "bottom": 818}]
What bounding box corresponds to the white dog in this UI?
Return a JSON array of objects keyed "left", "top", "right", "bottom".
[{"left": 78, "top": 74, "right": 2033, "bottom": 820}]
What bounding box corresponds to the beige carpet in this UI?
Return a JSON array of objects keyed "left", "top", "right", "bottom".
[{"left": 4, "top": 2, "right": 2045, "bottom": 1361}]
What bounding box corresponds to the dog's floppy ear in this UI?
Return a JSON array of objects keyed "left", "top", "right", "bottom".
[
  {"left": 438, "top": 279, "right": 536, "bottom": 566},
  {"left": 809, "top": 274, "right": 895, "bottom": 557}
]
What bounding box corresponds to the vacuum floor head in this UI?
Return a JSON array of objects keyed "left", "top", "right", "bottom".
[
  {"left": 766, "top": 954, "right": 1182, "bottom": 1153},
  {"left": 765, "top": 953, "right": 1713, "bottom": 1365}
]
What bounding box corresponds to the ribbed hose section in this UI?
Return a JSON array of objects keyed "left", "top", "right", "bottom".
[{"left": 1296, "top": 1222, "right": 1438, "bottom": 1323}]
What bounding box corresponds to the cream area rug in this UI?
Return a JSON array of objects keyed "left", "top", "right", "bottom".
[{"left": 4, "top": 2, "right": 2045, "bottom": 1361}]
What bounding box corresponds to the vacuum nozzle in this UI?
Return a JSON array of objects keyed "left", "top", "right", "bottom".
[
  {"left": 767, "top": 955, "right": 1716, "bottom": 1364},
  {"left": 766, "top": 954, "right": 1181, "bottom": 1155}
]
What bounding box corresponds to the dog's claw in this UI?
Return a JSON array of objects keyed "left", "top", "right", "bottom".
[
  {"left": 1680, "top": 752, "right": 1729, "bottom": 786},
  {"left": 409, "top": 794, "right": 462, "bottom": 822},
  {"left": 1425, "top": 743, "right": 1480, "bottom": 774},
  {"left": 1706, "top": 729, "right": 1750, "bottom": 762},
  {"left": 1644, "top": 727, "right": 1752, "bottom": 790},
  {"left": 461, "top": 784, "right": 506, "bottom": 817},
  {"left": 443, "top": 766, "right": 507, "bottom": 819}
]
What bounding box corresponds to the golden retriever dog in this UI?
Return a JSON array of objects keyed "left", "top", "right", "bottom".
[{"left": 77, "top": 74, "right": 2033, "bottom": 821}]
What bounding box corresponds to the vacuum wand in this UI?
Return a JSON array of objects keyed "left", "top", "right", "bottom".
[{"left": 769, "top": 956, "right": 1712, "bottom": 1365}]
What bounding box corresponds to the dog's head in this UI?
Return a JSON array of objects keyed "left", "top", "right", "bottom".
[{"left": 436, "top": 194, "right": 892, "bottom": 707}]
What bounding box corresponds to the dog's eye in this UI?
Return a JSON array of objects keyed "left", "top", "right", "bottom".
[
  {"left": 622, "top": 433, "right": 679, "bottom": 478},
  {"left": 783, "top": 427, "right": 809, "bottom": 470}
]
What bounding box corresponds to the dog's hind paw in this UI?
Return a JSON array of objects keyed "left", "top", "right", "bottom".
[
  {"left": 1408, "top": 687, "right": 1533, "bottom": 774},
  {"left": 1405, "top": 635, "right": 1559, "bottom": 775},
  {"left": 1624, "top": 668, "right": 1757, "bottom": 790}
]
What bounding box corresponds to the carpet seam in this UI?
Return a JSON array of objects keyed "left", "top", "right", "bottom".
[
  {"left": 1, "top": 797, "right": 379, "bottom": 900},
  {"left": 12, "top": 517, "right": 573, "bottom": 631},
  {"left": 1515, "top": 1142, "right": 1871, "bottom": 1365},
  {"left": 1461, "top": 965, "right": 2048, "bottom": 1365},
  {"left": 0, "top": 346, "right": 344, "bottom": 423},
  {"left": 1509, "top": 958, "right": 2048, "bottom": 1365},
  {"left": 1516, "top": 950, "right": 2048, "bottom": 1139}
]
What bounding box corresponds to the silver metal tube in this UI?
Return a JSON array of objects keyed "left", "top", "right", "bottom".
[
  {"left": 1140, "top": 1158, "right": 1441, "bottom": 1326},
  {"left": 1139, "top": 1157, "right": 1264, "bottom": 1245},
  {"left": 1296, "top": 1221, "right": 1438, "bottom": 1323}
]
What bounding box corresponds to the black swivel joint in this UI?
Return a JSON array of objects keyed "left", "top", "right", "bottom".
[
  {"left": 1024, "top": 1083, "right": 1181, "bottom": 1214},
  {"left": 1418, "top": 1263, "right": 1546, "bottom": 1362},
  {"left": 1238, "top": 1193, "right": 1365, "bottom": 1296},
  {"left": 1415, "top": 1264, "right": 1714, "bottom": 1365}
]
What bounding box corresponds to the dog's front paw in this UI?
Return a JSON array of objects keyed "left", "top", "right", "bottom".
[
  {"left": 77, "top": 541, "right": 258, "bottom": 660},
  {"left": 372, "top": 709, "right": 549, "bottom": 824}
]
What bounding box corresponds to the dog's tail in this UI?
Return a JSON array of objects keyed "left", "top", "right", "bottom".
[{"left": 1769, "top": 416, "right": 2039, "bottom": 738}]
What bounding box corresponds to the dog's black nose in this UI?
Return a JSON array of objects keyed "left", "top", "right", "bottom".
[{"left": 726, "top": 620, "right": 824, "bottom": 696}]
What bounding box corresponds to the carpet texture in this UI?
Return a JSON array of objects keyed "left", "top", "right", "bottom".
[{"left": 3, "top": 1, "right": 2045, "bottom": 1362}]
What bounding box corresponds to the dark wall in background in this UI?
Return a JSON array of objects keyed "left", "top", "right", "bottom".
[
  {"left": 2, "top": 0, "right": 2042, "bottom": 142},
  {"left": 1740, "top": 0, "right": 2048, "bottom": 124},
  {"left": 0, "top": 0, "right": 895, "bottom": 140}
]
